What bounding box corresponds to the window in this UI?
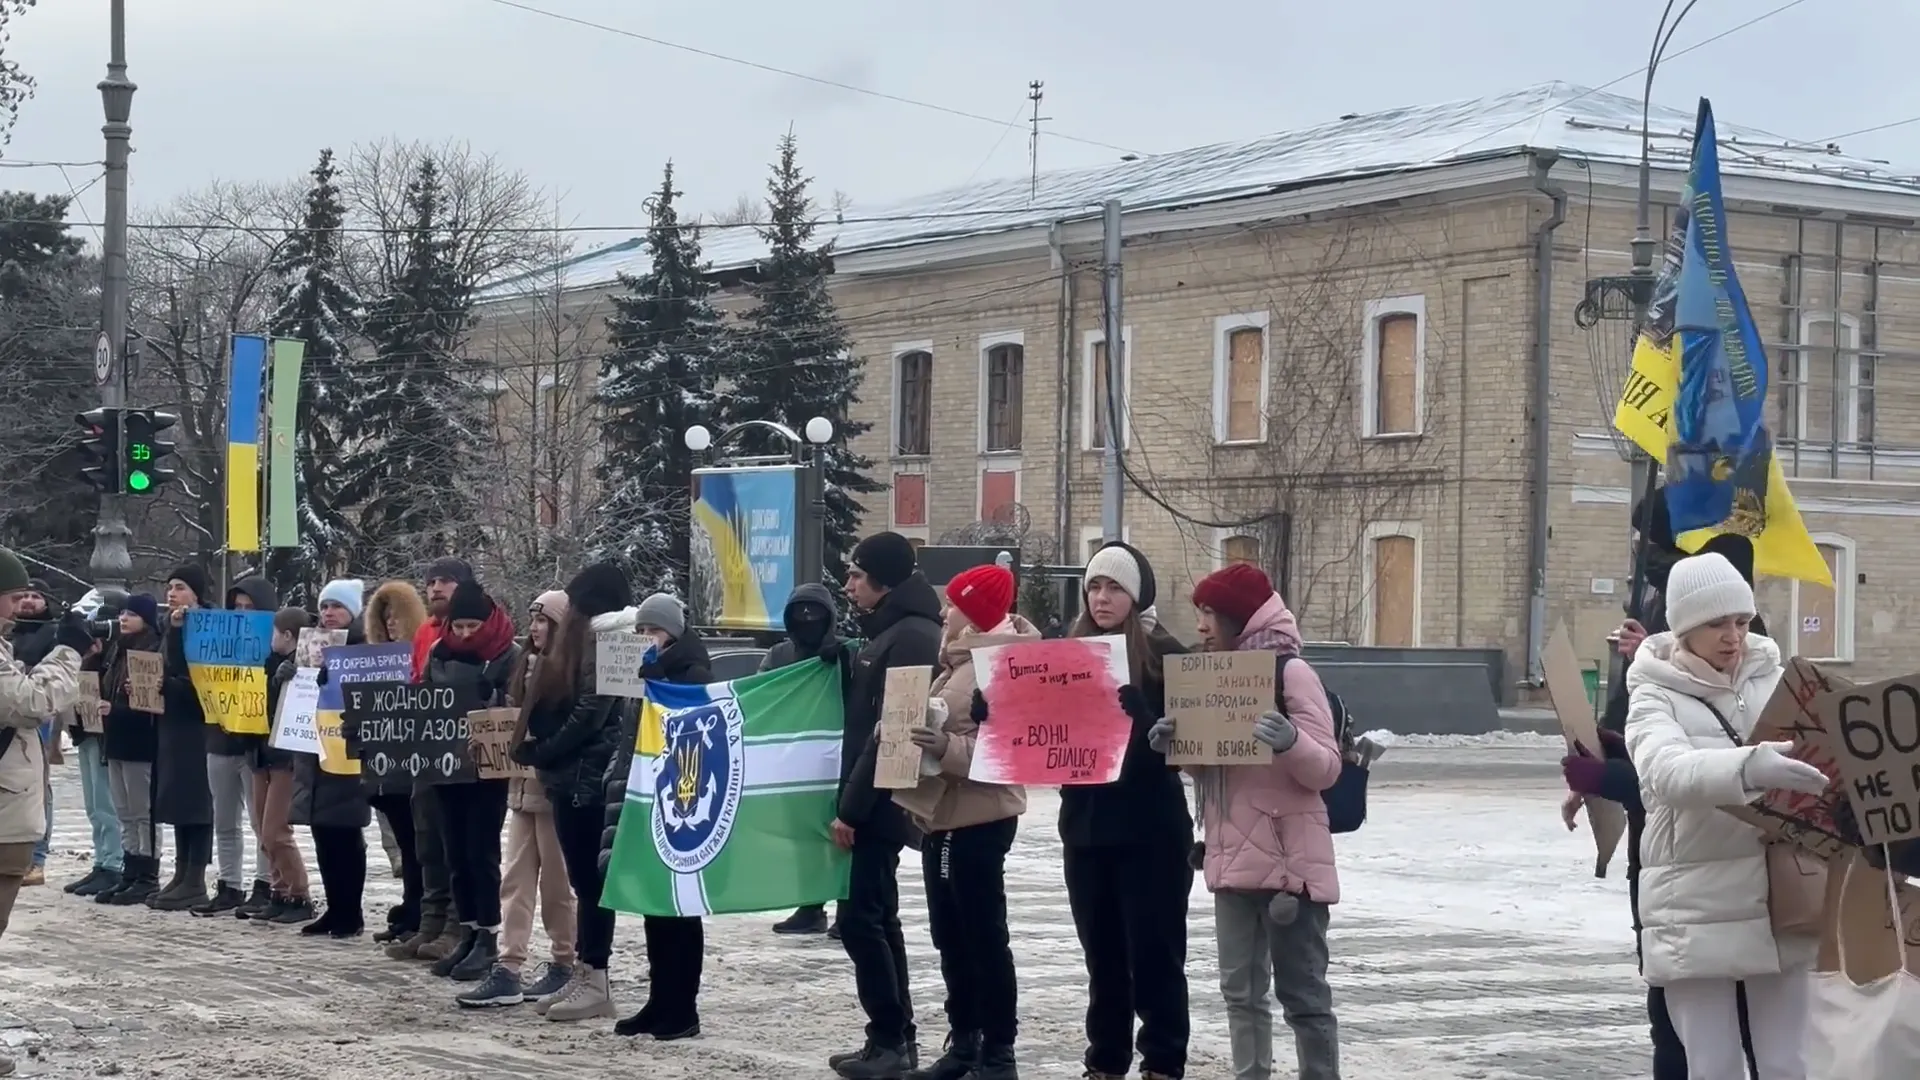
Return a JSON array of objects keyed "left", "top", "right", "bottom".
[
  {"left": 1213, "top": 313, "right": 1269, "bottom": 444},
  {"left": 1221, "top": 534, "right": 1260, "bottom": 567},
  {"left": 1791, "top": 535, "right": 1855, "bottom": 662},
  {"left": 894, "top": 345, "right": 933, "bottom": 456},
  {"left": 980, "top": 469, "right": 1018, "bottom": 522},
  {"left": 1082, "top": 327, "right": 1133, "bottom": 451},
  {"left": 1786, "top": 313, "right": 1871, "bottom": 448},
  {"left": 1079, "top": 525, "right": 1133, "bottom": 562},
  {"left": 1362, "top": 296, "right": 1425, "bottom": 438},
  {"left": 981, "top": 337, "right": 1025, "bottom": 452},
  {"left": 1363, "top": 522, "right": 1422, "bottom": 647},
  {"left": 892, "top": 472, "right": 927, "bottom": 528}
]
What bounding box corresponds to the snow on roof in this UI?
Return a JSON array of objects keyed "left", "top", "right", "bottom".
[{"left": 481, "top": 81, "right": 1920, "bottom": 302}]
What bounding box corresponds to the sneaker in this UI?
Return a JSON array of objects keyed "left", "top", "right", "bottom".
[
  {"left": 234, "top": 881, "right": 274, "bottom": 920},
  {"left": 268, "top": 898, "right": 319, "bottom": 926},
  {"left": 545, "top": 967, "right": 615, "bottom": 1022},
  {"left": 772, "top": 905, "right": 829, "bottom": 934},
  {"left": 455, "top": 966, "right": 524, "bottom": 1008},
  {"left": 21, "top": 866, "right": 44, "bottom": 887},
  {"left": 523, "top": 963, "right": 572, "bottom": 1001},
  {"left": 190, "top": 882, "right": 246, "bottom": 917},
  {"left": 835, "top": 1043, "right": 912, "bottom": 1079}
]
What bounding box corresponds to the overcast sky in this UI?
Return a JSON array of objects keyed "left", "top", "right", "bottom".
[{"left": 5, "top": 0, "right": 1917, "bottom": 245}]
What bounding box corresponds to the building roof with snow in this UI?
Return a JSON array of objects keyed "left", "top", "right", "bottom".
[{"left": 480, "top": 81, "right": 1920, "bottom": 302}]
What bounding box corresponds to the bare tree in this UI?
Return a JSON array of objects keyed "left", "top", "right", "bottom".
[
  {"left": 706, "top": 191, "right": 760, "bottom": 227},
  {"left": 340, "top": 138, "right": 549, "bottom": 298}
]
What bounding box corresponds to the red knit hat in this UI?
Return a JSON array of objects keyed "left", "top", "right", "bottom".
[
  {"left": 946, "top": 564, "right": 1014, "bottom": 632},
  {"left": 1191, "top": 563, "right": 1273, "bottom": 629}
]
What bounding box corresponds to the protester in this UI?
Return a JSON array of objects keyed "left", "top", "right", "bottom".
[
  {"left": 292, "top": 581, "right": 373, "bottom": 936},
  {"left": 1175, "top": 563, "right": 1342, "bottom": 1080},
  {"left": 458, "top": 588, "right": 578, "bottom": 1010},
  {"left": 96, "top": 594, "right": 161, "bottom": 905},
  {"left": 831, "top": 532, "right": 943, "bottom": 1078},
  {"left": 893, "top": 563, "right": 1030, "bottom": 1080},
  {"left": 512, "top": 562, "right": 633, "bottom": 1023},
  {"left": 190, "top": 575, "right": 278, "bottom": 916},
  {"left": 64, "top": 626, "right": 123, "bottom": 898},
  {"left": 760, "top": 582, "right": 846, "bottom": 938},
  {"left": 153, "top": 565, "right": 215, "bottom": 912},
  {"left": 404, "top": 561, "right": 467, "bottom": 965},
  {"left": 365, "top": 579, "right": 438, "bottom": 957},
  {"left": 423, "top": 580, "right": 520, "bottom": 982},
  {"left": 1624, "top": 550, "right": 1829, "bottom": 1079},
  {"left": 10, "top": 581, "right": 60, "bottom": 888},
  {"left": 240, "top": 607, "right": 315, "bottom": 927}
]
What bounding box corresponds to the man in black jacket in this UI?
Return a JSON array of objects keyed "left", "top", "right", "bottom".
[
  {"left": 831, "top": 533, "right": 942, "bottom": 1080},
  {"left": 762, "top": 582, "right": 847, "bottom": 937}
]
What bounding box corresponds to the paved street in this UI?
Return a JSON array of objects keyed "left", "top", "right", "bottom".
[{"left": 0, "top": 739, "right": 1650, "bottom": 1078}]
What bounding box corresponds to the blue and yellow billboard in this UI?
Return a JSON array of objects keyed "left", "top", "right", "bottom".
[{"left": 689, "top": 465, "right": 805, "bottom": 632}]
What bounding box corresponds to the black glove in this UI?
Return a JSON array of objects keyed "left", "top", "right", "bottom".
[
  {"left": 1118, "top": 684, "right": 1153, "bottom": 725},
  {"left": 814, "top": 637, "right": 843, "bottom": 665},
  {"left": 510, "top": 740, "right": 537, "bottom": 766},
  {"left": 314, "top": 663, "right": 329, "bottom": 686},
  {"left": 55, "top": 611, "right": 94, "bottom": 655},
  {"left": 970, "top": 688, "right": 990, "bottom": 726}
]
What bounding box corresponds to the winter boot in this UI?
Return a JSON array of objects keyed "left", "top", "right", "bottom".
[
  {"left": 830, "top": 1044, "right": 919, "bottom": 1072},
  {"left": 430, "top": 925, "right": 479, "bottom": 977},
  {"left": 233, "top": 880, "right": 274, "bottom": 919},
  {"left": 531, "top": 967, "right": 581, "bottom": 1016},
  {"left": 969, "top": 1043, "right": 1018, "bottom": 1080},
  {"left": 450, "top": 928, "right": 499, "bottom": 982},
  {"left": 455, "top": 965, "right": 524, "bottom": 1008},
  {"left": 153, "top": 862, "right": 208, "bottom": 912},
  {"left": 103, "top": 855, "right": 157, "bottom": 905},
  {"left": 64, "top": 867, "right": 107, "bottom": 895},
  {"left": 835, "top": 1042, "right": 914, "bottom": 1079},
  {"left": 269, "top": 896, "right": 318, "bottom": 925},
  {"left": 905, "top": 1032, "right": 980, "bottom": 1080},
  {"left": 524, "top": 963, "right": 572, "bottom": 1002},
  {"left": 385, "top": 916, "right": 444, "bottom": 961},
  {"left": 545, "top": 967, "right": 615, "bottom": 1022},
  {"left": 191, "top": 881, "right": 246, "bottom": 917},
  {"left": 374, "top": 903, "right": 415, "bottom": 943},
  {"left": 773, "top": 904, "right": 829, "bottom": 934},
  {"left": 147, "top": 858, "right": 187, "bottom": 907}
]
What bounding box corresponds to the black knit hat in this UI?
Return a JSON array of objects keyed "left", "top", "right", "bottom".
[
  {"left": 425, "top": 557, "right": 476, "bottom": 586},
  {"left": 447, "top": 580, "right": 493, "bottom": 623},
  {"left": 565, "top": 561, "right": 633, "bottom": 621},
  {"left": 850, "top": 531, "right": 917, "bottom": 590},
  {"left": 167, "top": 564, "right": 210, "bottom": 604}
]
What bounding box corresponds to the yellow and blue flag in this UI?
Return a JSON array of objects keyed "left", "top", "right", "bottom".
[
  {"left": 226, "top": 334, "right": 266, "bottom": 553},
  {"left": 185, "top": 609, "right": 274, "bottom": 735}
]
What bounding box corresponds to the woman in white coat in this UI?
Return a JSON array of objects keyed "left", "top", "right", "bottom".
[{"left": 1624, "top": 551, "right": 1830, "bottom": 1079}]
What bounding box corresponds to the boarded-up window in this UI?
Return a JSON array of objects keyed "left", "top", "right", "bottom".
[
  {"left": 1222, "top": 535, "right": 1260, "bottom": 567},
  {"left": 985, "top": 344, "right": 1024, "bottom": 451},
  {"left": 1225, "top": 327, "right": 1263, "bottom": 442},
  {"left": 1857, "top": 355, "right": 1876, "bottom": 444},
  {"left": 897, "top": 351, "right": 932, "bottom": 456},
  {"left": 980, "top": 470, "right": 1017, "bottom": 522},
  {"left": 1091, "top": 341, "right": 1121, "bottom": 449},
  {"left": 892, "top": 473, "right": 927, "bottom": 527},
  {"left": 1797, "top": 542, "right": 1846, "bottom": 659},
  {"left": 1800, "top": 319, "right": 1840, "bottom": 447},
  {"left": 1373, "top": 313, "right": 1418, "bottom": 435},
  {"left": 1370, "top": 534, "right": 1417, "bottom": 647}
]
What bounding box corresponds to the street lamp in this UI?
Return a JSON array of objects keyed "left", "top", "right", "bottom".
[
  {"left": 1629, "top": 0, "right": 1703, "bottom": 318},
  {"left": 682, "top": 417, "right": 834, "bottom": 465}
]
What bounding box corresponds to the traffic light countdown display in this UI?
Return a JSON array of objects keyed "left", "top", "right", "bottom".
[{"left": 75, "top": 407, "right": 177, "bottom": 495}]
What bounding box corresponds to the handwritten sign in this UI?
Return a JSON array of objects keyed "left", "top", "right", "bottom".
[
  {"left": 1163, "top": 651, "right": 1274, "bottom": 766},
  {"left": 127, "top": 651, "right": 163, "bottom": 714},
  {"left": 296, "top": 628, "right": 346, "bottom": 669},
  {"left": 1724, "top": 658, "right": 1855, "bottom": 859},
  {"left": 344, "top": 681, "right": 482, "bottom": 793},
  {"left": 469, "top": 708, "right": 529, "bottom": 781},
  {"left": 595, "top": 632, "right": 650, "bottom": 696},
  {"left": 270, "top": 667, "right": 322, "bottom": 755},
  {"left": 967, "top": 637, "right": 1130, "bottom": 786},
  {"left": 184, "top": 609, "right": 275, "bottom": 735},
  {"left": 1542, "top": 621, "right": 1625, "bottom": 877},
  {"left": 1811, "top": 671, "right": 1920, "bottom": 846},
  {"left": 316, "top": 644, "right": 414, "bottom": 777},
  {"left": 77, "top": 672, "right": 103, "bottom": 733},
  {"left": 874, "top": 666, "right": 935, "bottom": 790}
]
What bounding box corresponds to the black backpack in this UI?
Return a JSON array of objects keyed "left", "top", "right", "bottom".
[{"left": 1278, "top": 654, "right": 1369, "bottom": 834}]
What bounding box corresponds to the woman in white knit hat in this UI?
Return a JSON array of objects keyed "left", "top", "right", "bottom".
[{"left": 1624, "top": 550, "right": 1829, "bottom": 1079}]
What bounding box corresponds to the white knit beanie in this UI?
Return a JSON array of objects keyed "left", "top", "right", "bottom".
[
  {"left": 317, "top": 579, "right": 365, "bottom": 619},
  {"left": 1083, "top": 545, "right": 1143, "bottom": 604},
  {"left": 1664, "top": 551, "right": 1755, "bottom": 636}
]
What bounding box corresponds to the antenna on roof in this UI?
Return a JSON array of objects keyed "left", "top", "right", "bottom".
[{"left": 1027, "top": 80, "right": 1050, "bottom": 205}]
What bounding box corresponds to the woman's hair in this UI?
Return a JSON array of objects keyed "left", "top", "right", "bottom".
[
  {"left": 1069, "top": 605, "right": 1163, "bottom": 686},
  {"left": 521, "top": 607, "right": 591, "bottom": 713}
]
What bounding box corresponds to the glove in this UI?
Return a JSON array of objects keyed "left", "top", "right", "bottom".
[
  {"left": 1147, "top": 717, "right": 1175, "bottom": 756},
  {"left": 1741, "top": 741, "right": 1829, "bottom": 796},
  {"left": 1266, "top": 890, "right": 1300, "bottom": 926},
  {"left": 814, "top": 637, "right": 843, "bottom": 665},
  {"left": 1252, "top": 711, "right": 1298, "bottom": 753},
  {"left": 509, "top": 740, "right": 537, "bottom": 766},
  {"left": 1118, "top": 685, "right": 1154, "bottom": 725},
  {"left": 314, "top": 663, "right": 330, "bottom": 686},
  {"left": 55, "top": 611, "right": 93, "bottom": 655},
  {"left": 1187, "top": 841, "right": 1206, "bottom": 871},
  {"left": 970, "top": 689, "right": 990, "bottom": 726},
  {"left": 1561, "top": 745, "right": 1609, "bottom": 797}
]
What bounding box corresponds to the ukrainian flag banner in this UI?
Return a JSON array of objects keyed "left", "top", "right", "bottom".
[
  {"left": 601, "top": 658, "right": 849, "bottom": 918},
  {"left": 227, "top": 334, "right": 267, "bottom": 553},
  {"left": 185, "top": 609, "right": 274, "bottom": 735},
  {"left": 1612, "top": 100, "right": 1831, "bottom": 587}
]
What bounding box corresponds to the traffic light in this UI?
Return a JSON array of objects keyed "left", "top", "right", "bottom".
[
  {"left": 75, "top": 408, "right": 124, "bottom": 492},
  {"left": 120, "top": 409, "right": 178, "bottom": 495}
]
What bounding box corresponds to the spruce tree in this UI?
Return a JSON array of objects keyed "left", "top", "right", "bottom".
[
  {"left": 340, "top": 159, "right": 484, "bottom": 572},
  {"left": 593, "top": 162, "right": 722, "bottom": 596},
  {"left": 264, "top": 149, "right": 363, "bottom": 602},
  {"left": 727, "top": 134, "right": 879, "bottom": 585}
]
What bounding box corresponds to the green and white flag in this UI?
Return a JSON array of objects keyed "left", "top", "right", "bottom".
[{"left": 601, "top": 658, "right": 849, "bottom": 917}]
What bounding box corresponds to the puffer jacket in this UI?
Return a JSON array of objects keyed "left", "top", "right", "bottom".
[
  {"left": 1625, "top": 630, "right": 1814, "bottom": 986},
  {"left": 520, "top": 614, "right": 626, "bottom": 813},
  {"left": 256, "top": 651, "right": 298, "bottom": 771},
  {"left": 599, "top": 625, "right": 711, "bottom": 876},
  {"left": 895, "top": 616, "right": 1033, "bottom": 832},
  {"left": 1192, "top": 592, "right": 1343, "bottom": 903},
  {"left": 0, "top": 633, "right": 79, "bottom": 844},
  {"left": 366, "top": 581, "right": 428, "bottom": 647},
  {"left": 290, "top": 619, "right": 370, "bottom": 830}
]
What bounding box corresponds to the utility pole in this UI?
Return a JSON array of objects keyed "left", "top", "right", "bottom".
[
  {"left": 89, "top": 0, "right": 136, "bottom": 593},
  {"left": 1099, "top": 199, "right": 1125, "bottom": 543},
  {"left": 1026, "top": 80, "right": 1049, "bottom": 204}
]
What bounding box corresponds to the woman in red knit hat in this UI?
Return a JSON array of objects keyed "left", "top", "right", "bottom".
[{"left": 1170, "top": 562, "right": 1344, "bottom": 1080}]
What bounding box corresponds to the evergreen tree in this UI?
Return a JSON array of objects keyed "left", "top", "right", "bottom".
[
  {"left": 340, "top": 159, "right": 484, "bottom": 573},
  {"left": 727, "top": 134, "right": 879, "bottom": 585},
  {"left": 264, "top": 149, "right": 363, "bottom": 602},
  {"left": 592, "top": 162, "right": 722, "bottom": 596}
]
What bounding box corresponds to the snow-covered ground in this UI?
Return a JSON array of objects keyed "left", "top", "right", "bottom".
[{"left": 0, "top": 743, "right": 1648, "bottom": 1079}]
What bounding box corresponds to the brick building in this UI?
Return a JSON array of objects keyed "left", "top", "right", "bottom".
[{"left": 474, "top": 82, "right": 1920, "bottom": 690}]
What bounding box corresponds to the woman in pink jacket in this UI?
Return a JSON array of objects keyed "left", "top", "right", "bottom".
[{"left": 1161, "top": 564, "right": 1344, "bottom": 1080}]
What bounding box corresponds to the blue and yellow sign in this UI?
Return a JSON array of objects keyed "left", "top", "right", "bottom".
[
  {"left": 185, "top": 609, "right": 274, "bottom": 735},
  {"left": 690, "top": 465, "right": 800, "bottom": 632}
]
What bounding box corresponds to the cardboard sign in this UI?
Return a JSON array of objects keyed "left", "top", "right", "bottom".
[
  {"left": 184, "top": 609, "right": 275, "bottom": 735},
  {"left": 967, "top": 636, "right": 1130, "bottom": 786},
  {"left": 1163, "top": 651, "right": 1275, "bottom": 766},
  {"left": 270, "top": 668, "right": 322, "bottom": 755},
  {"left": 874, "top": 666, "right": 935, "bottom": 790},
  {"left": 595, "top": 632, "right": 650, "bottom": 697},
  {"left": 343, "top": 681, "right": 483, "bottom": 792},
  {"left": 127, "top": 650, "right": 164, "bottom": 714},
  {"left": 1724, "top": 658, "right": 1855, "bottom": 859},
  {"left": 77, "top": 672, "right": 103, "bottom": 733},
  {"left": 296, "top": 628, "right": 346, "bottom": 670},
  {"left": 1818, "top": 851, "right": 1920, "bottom": 983},
  {"left": 1543, "top": 621, "right": 1625, "bottom": 877},
  {"left": 1811, "top": 671, "right": 1920, "bottom": 846},
  {"left": 469, "top": 707, "right": 529, "bottom": 781}
]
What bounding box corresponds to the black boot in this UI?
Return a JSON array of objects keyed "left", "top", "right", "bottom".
[
  {"left": 449, "top": 929, "right": 498, "bottom": 981},
  {"left": 772, "top": 905, "right": 828, "bottom": 934},
  {"left": 191, "top": 880, "right": 244, "bottom": 917},
  {"left": 835, "top": 1043, "right": 912, "bottom": 1080},
  {"left": 905, "top": 1032, "right": 980, "bottom": 1080},
  {"left": 970, "top": 1042, "right": 1018, "bottom": 1080},
  {"left": 234, "top": 880, "right": 274, "bottom": 919},
  {"left": 103, "top": 854, "right": 158, "bottom": 905},
  {"left": 430, "top": 926, "right": 479, "bottom": 978}
]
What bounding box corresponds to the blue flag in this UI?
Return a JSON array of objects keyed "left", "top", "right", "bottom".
[{"left": 1666, "top": 98, "right": 1774, "bottom": 536}]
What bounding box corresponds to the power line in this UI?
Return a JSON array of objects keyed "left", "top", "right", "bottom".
[
  {"left": 474, "top": 0, "right": 1144, "bottom": 156},
  {"left": 1819, "top": 114, "right": 1920, "bottom": 143}
]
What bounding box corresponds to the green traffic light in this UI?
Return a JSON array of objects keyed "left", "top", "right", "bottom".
[{"left": 126, "top": 470, "right": 152, "bottom": 493}]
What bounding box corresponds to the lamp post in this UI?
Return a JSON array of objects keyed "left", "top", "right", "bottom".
[
  {"left": 88, "top": 0, "right": 136, "bottom": 595},
  {"left": 682, "top": 417, "right": 836, "bottom": 603}
]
